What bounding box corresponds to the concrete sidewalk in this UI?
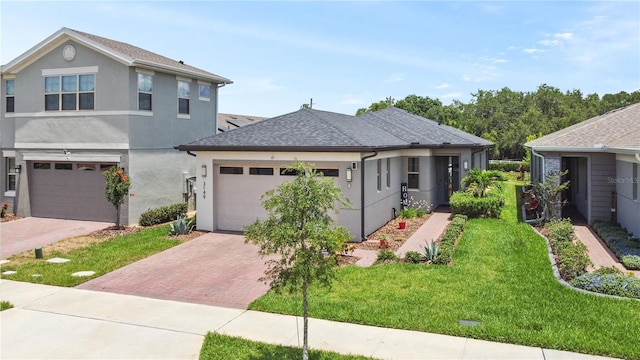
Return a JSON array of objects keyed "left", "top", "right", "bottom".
[
  {"left": 396, "top": 209, "right": 451, "bottom": 258},
  {"left": 0, "top": 280, "right": 616, "bottom": 360}
]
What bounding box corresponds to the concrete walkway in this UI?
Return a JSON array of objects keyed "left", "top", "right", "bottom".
[
  {"left": 0, "top": 217, "right": 111, "bottom": 259},
  {"left": 0, "top": 280, "right": 616, "bottom": 360},
  {"left": 396, "top": 210, "right": 451, "bottom": 258}
]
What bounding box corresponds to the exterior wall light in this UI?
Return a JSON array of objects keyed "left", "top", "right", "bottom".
[
  {"left": 463, "top": 160, "right": 469, "bottom": 171},
  {"left": 201, "top": 164, "right": 207, "bottom": 177},
  {"left": 14, "top": 164, "right": 22, "bottom": 174},
  {"left": 346, "top": 167, "right": 352, "bottom": 182}
]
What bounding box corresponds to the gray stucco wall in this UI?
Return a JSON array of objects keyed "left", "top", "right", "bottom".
[
  {"left": 362, "top": 156, "right": 402, "bottom": 237},
  {"left": 615, "top": 159, "right": 640, "bottom": 237}
]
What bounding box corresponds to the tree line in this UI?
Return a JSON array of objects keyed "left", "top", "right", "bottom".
[{"left": 356, "top": 85, "right": 640, "bottom": 160}]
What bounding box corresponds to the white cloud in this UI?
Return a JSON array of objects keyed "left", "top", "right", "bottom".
[
  {"left": 435, "top": 83, "right": 451, "bottom": 89},
  {"left": 493, "top": 59, "right": 508, "bottom": 63},
  {"left": 523, "top": 48, "right": 543, "bottom": 54},
  {"left": 384, "top": 73, "right": 405, "bottom": 83},
  {"left": 538, "top": 39, "right": 562, "bottom": 46},
  {"left": 554, "top": 32, "right": 574, "bottom": 39}
]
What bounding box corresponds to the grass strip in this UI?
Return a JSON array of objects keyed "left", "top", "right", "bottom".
[
  {"left": 0, "top": 226, "right": 180, "bottom": 287},
  {"left": 250, "top": 179, "right": 640, "bottom": 359},
  {"left": 200, "top": 333, "right": 374, "bottom": 360}
]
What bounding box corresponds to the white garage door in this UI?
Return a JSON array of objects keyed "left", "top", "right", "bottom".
[
  {"left": 214, "top": 165, "right": 283, "bottom": 232},
  {"left": 29, "top": 161, "right": 116, "bottom": 222}
]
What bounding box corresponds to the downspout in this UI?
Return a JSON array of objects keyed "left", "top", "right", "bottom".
[
  {"left": 187, "top": 151, "right": 196, "bottom": 157},
  {"left": 360, "top": 150, "right": 378, "bottom": 242},
  {"left": 530, "top": 147, "right": 545, "bottom": 183}
]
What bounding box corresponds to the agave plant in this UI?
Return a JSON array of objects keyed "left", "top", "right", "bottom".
[
  {"left": 169, "top": 215, "right": 195, "bottom": 236},
  {"left": 422, "top": 239, "right": 439, "bottom": 262}
]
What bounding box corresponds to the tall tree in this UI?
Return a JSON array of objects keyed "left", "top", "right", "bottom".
[
  {"left": 244, "top": 161, "right": 352, "bottom": 360},
  {"left": 103, "top": 166, "right": 131, "bottom": 229}
]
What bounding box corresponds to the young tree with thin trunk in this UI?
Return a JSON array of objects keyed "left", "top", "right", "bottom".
[
  {"left": 103, "top": 166, "right": 131, "bottom": 229},
  {"left": 244, "top": 161, "right": 351, "bottom": 360}
]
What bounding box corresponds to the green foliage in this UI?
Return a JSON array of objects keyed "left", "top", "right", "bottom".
[
  {"left": 488, "top": 162, "right": 523, "bottom": 172},
  {"left": 404, "top": 251, "right": 422, "bottom": 264},
  {"left": 432, "top": 214, "right": 467, "bottom": 265},
  {"left": 357, "top": 88, "right": 640, "bottom": 160},
  {"left": 592, "top": 220, "right": 640, "bottom": 270},
  {"left": 1, "top": 203, "right": 8, "bottom": 218},
  {"left": 0, "top": 301, "right": 13, "bottom": 311},
  {"left": 244, "top": 161, "right": 352, "bottom": 359},
  {"left": 139, "top": 203, "right": 187, "bottom": 226},
  {"left": 545, "top": 218, "right": 575, "bottom": 244},
  {"left": 449, "top": 192, "right": 504, "bottom": 218},
  {"left": 376, "top": 248, "right": 399, "bottom": 264},
  {"left": 103, "top": 165, "right": 131, "bottom": 227},
  {"left": 462, "top": 169, "right": 502, "bottom": 198},
  {"left": 554, "top": 241, "right": 592, "bottom": 281},
  {"left": 169, "top": 215, "right": 195, "bottom": 236},
  {"left": 571, "top": 273, "right": 640, "bottom": 299},
  {"left": 199, "top": 333, "right": 373, "bottom": 360},
  {"left": 593, "top": 266, "right": 623, "bottom": 276},
  {"left": 421, "top": 239, "right": 439, "bottom": 262},
  {"left": 533, "top": 170, "right": 569, "bottom": 220},
  {"left": 399, "top": 207, "right": 425, "bottom": 219}
]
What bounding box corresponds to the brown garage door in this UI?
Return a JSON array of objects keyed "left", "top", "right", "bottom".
[{"left": 29, "top": 161, "right": 116, "bottom": 222}]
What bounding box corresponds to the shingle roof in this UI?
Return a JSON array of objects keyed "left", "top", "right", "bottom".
[
  {"left": 1, "top": 27, "right": 232, "bottom": 84},
  {"left": 218, "top": 113, "right": 268, "bottom": 132},
  {"left": 179, "top": 107, "right": 493, "bottom": 152},
  {"left": 526, "top": 103, "right": 640, "bottom": 151}
]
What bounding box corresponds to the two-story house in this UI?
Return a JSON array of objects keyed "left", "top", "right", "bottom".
[{"left": 1, "top": 28, "right": 232, "bottom": 225}]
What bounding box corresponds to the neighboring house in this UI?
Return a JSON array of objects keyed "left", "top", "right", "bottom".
[
  {"left": 178, "top": 107, "right": 493, "bottom": 241},
  {"left": 218, "top": 113, "right": 267, "bottom": 133},
  {"left": 526, "top": 103, "right": 640, "bottom": 237},
  {"left": 0, "top": 27, "right": 232, "bottom": 225}
]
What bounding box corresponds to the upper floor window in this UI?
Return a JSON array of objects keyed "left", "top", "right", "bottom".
[
  {"left": 45, "top": 74, "right": 94, "bottom": 111},
  {"left": 5, "top": 157, "right": 16, "bottom": 192},
  {"left": 199, "top": 84, "right": 210, "bottom": 101},
  {"left": 178, "top": 80, "right": 190, "bottom": 115},
  {"left": 408, "top": 157, "right": 419, "bottom": 189},
  {"left": 138, "top": 74, "right": 152, "bottom": 111},
  {"left": 5, "top": 79, "right": 15, "bottom": 113}
]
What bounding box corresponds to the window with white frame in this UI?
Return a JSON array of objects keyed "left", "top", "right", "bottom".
[
  {"left": 6, "top": 79, "right": 15, "bottom": 113},
  {"left": 377, "top": 159, "right": 382, "bottom": 191},
  {"left": 408, "top": 157, "right": 419, "bottom": 189},
  {"left": 199, "top": 83, "right": 210, "bottom": 101},
  {"left": 45, "top": 74, "right": 94, "bottom": 111},
  {"left": 386, "top": 158, "right": 391, "bottom": 188},
  {"left": 138, "top": 74, "right": 152, "bottom": 111},
  {"left": 5, "top": 157, "right": 16, "bottom": 192},
  {"left": 178, "top": 80, "right": 190, "bottom": 115}
]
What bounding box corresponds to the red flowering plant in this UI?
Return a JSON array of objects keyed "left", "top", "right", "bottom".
[
  {"left": 103, "top": 166, "right": 131, "bottom": 228},
  {"left": 1, "top": 203, "right": 9, "bottom": 218}
]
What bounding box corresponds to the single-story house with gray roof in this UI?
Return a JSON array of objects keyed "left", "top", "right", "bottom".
[
  {"left": 178, "top": 106, "right": 493, "bottom": 241},
  {"left": 526, "top": 103, "right": 640, "bottom": 237}
]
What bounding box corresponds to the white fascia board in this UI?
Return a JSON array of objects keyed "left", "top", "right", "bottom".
[
  {"left": 22, "top": 152, "right": 122, "bottom": 162},
  {"left": 16, "top": 143, "right": 129, "bottom": 150},
  {"left": 526, "top": 146, "right": 608, "bottom": 153}
]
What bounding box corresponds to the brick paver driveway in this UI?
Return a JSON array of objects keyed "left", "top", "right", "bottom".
[
  {"left": 0, "top": 218, "right": 111, "bottom": 259},
  {"left": 77, "top": 232, "right": 273, "bottom": 309}
]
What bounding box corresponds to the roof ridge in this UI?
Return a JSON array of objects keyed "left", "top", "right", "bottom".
[{"left": 303, "top": 109, "right": 371, "bottom": 148}]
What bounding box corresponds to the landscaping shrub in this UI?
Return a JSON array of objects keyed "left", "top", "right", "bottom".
[
  {"left": 592, "top": 220, "right": 640, "bottom": 270},
  {"left": 404, "top": 251, "right": 422, "bottom": 264},
  {"left": 545, "top": 218, "right": 575, "bottom": 244},
  {"left": 376, "top": 248, "right": 398, "bottom": 264},
  {"left": 432, "top": 214, "right": 467, "bottom": 265},
  {"left": 399, "top": 207, "right": 425, "bottom": 219},
  {"left": 554, "top": 241, "right": 592, "bottom": 281},
  {"left": 571, "top": 273, "right": 640, "bottom": 299},
  {"left": 488, "top": 161, "right": 523, "bottom": 172},
  {"left": 486, "top": 170, "right": 507, "bottom": 181},
  {"left": 139, "top": 203, "right": 187, "bottom": 226},
  {"left": 449, "top": 192, "right": 504, "bottom": 218}
]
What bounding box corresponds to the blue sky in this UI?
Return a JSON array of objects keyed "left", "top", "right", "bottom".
[{"left": 2, "top": 1, "right": 639, "bottom": 117}]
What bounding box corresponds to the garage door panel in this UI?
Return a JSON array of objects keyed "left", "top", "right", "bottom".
[{"left": 29, "top": 162, "right": 115, "bottom": 222}]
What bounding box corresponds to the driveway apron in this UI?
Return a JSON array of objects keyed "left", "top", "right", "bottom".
[
  {"left": 77, "top": 232, "right": 273, "bottom": 309},
  {"left": 0, "top": 217, "right": 111, "bottom": 259}
]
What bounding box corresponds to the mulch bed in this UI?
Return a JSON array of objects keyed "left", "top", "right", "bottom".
[
  {"left": 1, "top": 213, "right": 22, "bottom": 223},
  {"left": 355, "top": 215, "right": 431, "bottom": 251}
]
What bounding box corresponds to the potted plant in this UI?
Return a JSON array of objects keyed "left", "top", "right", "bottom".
[
  {"left": 379, "top": 234, "right": 390, "bottom": 248},
  {"left": 398, "top": 215, "right": 407, "bottom": 229}
]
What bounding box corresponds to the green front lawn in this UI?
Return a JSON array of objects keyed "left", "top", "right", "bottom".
[
  {"left": 250, "top": 181, "right": 640, "bottom": 359},
  {"left": 0, "top": 226, "right": 180, "bottom": 287},
  {"left": 200, "top": 333, "right": 374, "bottom": 360}
]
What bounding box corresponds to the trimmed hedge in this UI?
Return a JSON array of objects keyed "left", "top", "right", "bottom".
[
  {"left": 488, "top": 161, "right": 524, "bottom": 172},
  {"left": 546, "top": 218, "right": 575, "bottom": 244},
  {"left": 139, "top": 203, "right": 188, "bottom": 226},
  {"left": 592, "top": 220, "right": 640, "bottom": 270},
  {"left": 571, "top": 272, "right": 640, "bottom": 299},
  {"left": 449, "top": 192, "right": 504, "bottom": 218},
  {"left": 543, "top": 218, "right": 591, "bottom": 281},
  {"left": 433, "top": 214, "right": 467, "bottom": 265}
]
